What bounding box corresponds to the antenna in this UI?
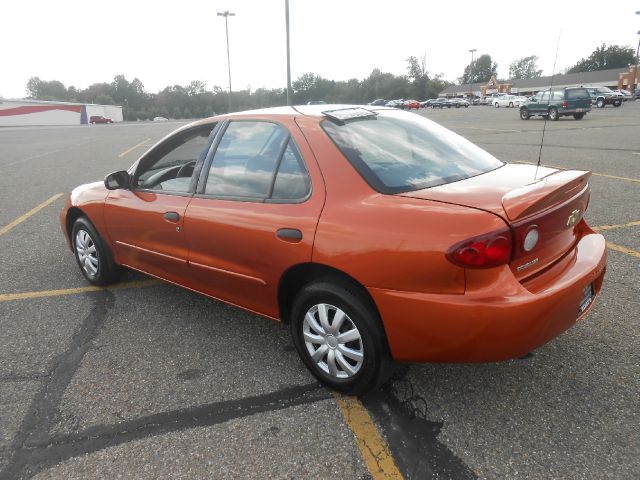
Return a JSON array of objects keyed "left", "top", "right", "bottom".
[{"left": 535, "top": 30, "right": 562, "bottom": 180}]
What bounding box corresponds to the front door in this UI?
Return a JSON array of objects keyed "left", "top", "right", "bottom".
[
  {"left": 183, "top": 118, "right": 325, "bottom": 318},
  {"left": 104, "top": 124, "right": 217, "bottom": 283}
]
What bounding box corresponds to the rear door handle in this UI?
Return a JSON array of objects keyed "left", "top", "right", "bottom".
[
  {"left": 164, "top": 211, "right": 180, "bottom": 222},
  {"left": 276, "top": 228, "right": 302, "bottom": 242}
]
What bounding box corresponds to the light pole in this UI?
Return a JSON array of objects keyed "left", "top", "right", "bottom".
[
  {"left": 634, "top": 11, "right": 640, "bottom": 92},
  {"left": 468, "top": 49, "right": 477, "bottom": 98},
  {"left": 217, "top": 10, "right": 235, "bottom": 112},
  {"left": 285, "top": 0, "right": 293, "bottom": 105}
]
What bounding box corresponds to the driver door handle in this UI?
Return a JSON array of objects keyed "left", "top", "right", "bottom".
[{"left": 164, "top": 211, "right": 180, "bottom": 222}]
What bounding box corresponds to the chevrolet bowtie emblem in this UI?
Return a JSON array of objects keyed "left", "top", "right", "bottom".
[{"left": 566, "top": 209, "right": 581, "bottom": 227}]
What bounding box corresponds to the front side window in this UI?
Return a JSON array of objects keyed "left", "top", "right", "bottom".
[
  {"left": 322, "top": 110, "right": 503, "bottom": 193},
  {"left": 203, "top": 121, "right": 310, "bottom": 201},
  {"left": 135, "top": 125, "right": 216, "bottom": 193}
]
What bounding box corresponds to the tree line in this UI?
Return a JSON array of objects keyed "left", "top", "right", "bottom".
[{"left": 22, "top": 44, "right": 636, "bottom": 120}]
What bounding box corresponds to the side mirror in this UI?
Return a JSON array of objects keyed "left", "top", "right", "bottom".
[{"left": 104, "top": 170, "right": 130, "bottom": 190}]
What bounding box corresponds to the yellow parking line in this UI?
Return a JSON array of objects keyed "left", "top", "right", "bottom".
[
  {"left": 0, "top": 279, "right": 162, "bottom": 302},
  {"left": 334, "top": 394, "right": 403, "bottom": 479},
  {"left": 512, "top": 161, "right": 640, "bottom": 183},
  {"left": 0, "top": 193, "right": 62, "bottom": 237},
  {"left": 118, "top": 138, "right": 150, "bottom": 158},
  {"left": 593, "top": 220, "right": 640, "bottom": 232},
  {"left": 607, "top": 243, "right": 640, "bottom": 259}
]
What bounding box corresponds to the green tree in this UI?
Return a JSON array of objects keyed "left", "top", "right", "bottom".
[
  {"left": 461, "top": 54, "right": 498, "bottom": 84},
  {"left": 566, "top": 44, "right": 635, "bottom": 73},
  {"left": 509, "top": 55, "right": 543, "bottom": 79},
  {"left": 26, "top": 77, "right": 69, "bottom": 100},
  {"left": 94, "top": 93, "right": 115, "bottom": 105}
]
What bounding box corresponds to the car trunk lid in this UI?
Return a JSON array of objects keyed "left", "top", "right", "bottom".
[{"left": 400, "top": 163, "right": 591, "bottom": 280}]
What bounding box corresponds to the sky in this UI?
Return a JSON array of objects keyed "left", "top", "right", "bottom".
[{"left": 2, "top": 0, "right": 639, "bottom": 99}]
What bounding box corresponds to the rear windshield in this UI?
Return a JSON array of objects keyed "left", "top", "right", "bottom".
[
  {"left": 322, "top": 110, "right": 504, "bottom": 193},
  {"left": 567, "top": 89, "right": 590, "bottom": 100}
]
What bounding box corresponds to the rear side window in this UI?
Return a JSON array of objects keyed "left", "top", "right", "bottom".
[
  {"left": 322, "top": 110, "right": 503, "bottom": 194},
  {"left": 272, "top": 140, "right": 311, "bottom": 200},
  {"left": 566, "top": 89, "right": 590, "bottom": 100}
]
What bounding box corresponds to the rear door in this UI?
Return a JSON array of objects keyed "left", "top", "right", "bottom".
[{"left": 183, "top": 118, "right": 326, "bottom": 318}]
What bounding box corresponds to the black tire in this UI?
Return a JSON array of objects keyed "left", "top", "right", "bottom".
[
  {"left": 573, "top": 113, "right": 585, "bottom": 120},
  {"left": 290, "top": 280, "right": 392, "bottom": 395},
  {"left": 596, "top": 98, "right": 605, "bottom": 108},
  {"left": 548, "top": 107, "right": 559, "bottom": 121},
  {"left": 71, "top": 217, "right": 122, "bottom": 286},
  {"left": 613, "top": 99, "right": 621, "bottom": 107},
  {"left": 520, "top": 108, "right": 530, "bottom": 120},
  {"left": 494, "top": 102, "right": 499, "bottom": 108},
  {"left": 509, "top": 102, "right": 514, "bottom": 108}
]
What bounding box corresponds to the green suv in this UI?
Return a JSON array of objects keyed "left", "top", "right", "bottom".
[{"left": 520, "top": 87, "right": 591, "bottom": 121}]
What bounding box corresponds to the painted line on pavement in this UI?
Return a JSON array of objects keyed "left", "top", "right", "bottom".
[
  {"left": 118, "top": 138, "right": 150, "bottom": 158},
  {"left": 334, "top": 393, "right": 403, "bottom": 479},
  {"left": 607, "top": 243, "right": 640, "bottom": 259},
  {"left": 0, "top": 279, "right": 162, "bottom": 302},
  {"left": 593, "top": 220, "right": 640, "bottom": 232},
  {"left": 0, "top": 193, "right": 63, "bottom": 237},
  {"left": 512, "top": 160, "right": 640, "bottom": 183}
]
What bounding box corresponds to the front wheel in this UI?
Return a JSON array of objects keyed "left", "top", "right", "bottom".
[
  {"left": 494, "top": 103, "right": 499, "bottom": 108},
  {"left": 520, "top": 108, "right": 530, "bottom": 120},
  {"left": 548, "top": 107, "right": 559, "bottom": 121},
  {"left": 509, "top": 102, "right": 514, "bottom": 108},
  {"left": 596, "top": 98, "right": 605, "bottom": 108},
  {"left": 613, "top": 99, "right": 621, "bottom": 107},
  {"left": 72, "top": 217, "right": 122, "bottom": 286},
  {"left": 290, "top": 281, "right": 391, "bottom": 395}
]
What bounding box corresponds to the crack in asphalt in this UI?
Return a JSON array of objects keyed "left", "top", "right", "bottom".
[
  {"left": 363, "top": 372, "right": 477, "bottom": 480},
  {"left": 0, "top": 288, "right": 330, "bottom": 480}
]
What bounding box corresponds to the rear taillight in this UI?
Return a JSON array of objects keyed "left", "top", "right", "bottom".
[
  {"left": 562, "top": 100, "right": 568, "bottom": 108},
  {"left": 446, "top": 228, "right": 513, "bottom": 268}
]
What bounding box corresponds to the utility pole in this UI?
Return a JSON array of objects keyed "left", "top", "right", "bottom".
[
  {"left": 217, "top": 10, "right": 235, "bottom": 112},
  {"left": 285, "top": 0, "right": 293, "bottom": 106},
  {"left": 468, "top": 49, "right": 477, "bottom": 98}
]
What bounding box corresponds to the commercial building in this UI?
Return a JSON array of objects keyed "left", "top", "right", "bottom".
[
  {"left": 439, "top": 66, "right": 639, "bottom": 98},
  {"left": 0, "top": 99, "right": 123, "bottom": 127}
]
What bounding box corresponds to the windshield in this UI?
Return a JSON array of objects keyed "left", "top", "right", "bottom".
[{"left": 321, "top": 110, "right": 504, "bottom": 193}]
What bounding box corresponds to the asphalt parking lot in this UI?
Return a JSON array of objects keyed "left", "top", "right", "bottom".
[{"left": 1, "top": 102, "right": 638, "bottom": 479}]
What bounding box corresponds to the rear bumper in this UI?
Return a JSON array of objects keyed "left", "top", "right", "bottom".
[{"left": 370, "top": 232, "right": 607, "bottom": 362}]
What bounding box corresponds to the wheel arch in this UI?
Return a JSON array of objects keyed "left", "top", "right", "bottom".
[
  {"left": 278, "top": 263, "right": 379, "bottom": 325},
  {"left": 65, "top": 206, "right": 87, "bottom": 246}
]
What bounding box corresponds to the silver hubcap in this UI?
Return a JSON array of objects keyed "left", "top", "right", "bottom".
[
  {"left": 303, "top": 303, "right": 364, "bottom": 379},
  {"left": 75, "top": 230, "right": 99, "bottom": 276}
]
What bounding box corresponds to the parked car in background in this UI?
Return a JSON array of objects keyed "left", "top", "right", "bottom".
[
  {"left": 519, "top": 87, "right": 591, "bottom": 120},
  {"left": 60, "top": 104, "right": 607, "bottom": 394},
  {"left": 385, "top": 99, "right": 405, "bottom": 109},
  {"left": 420, "top": 99, "right": 436, "bottom": 108},
  {"left": 431, "top": 98, "right": 452, "bottom": 108},
  {"left": 493, "top": 95, "right": 519, "bottom": 108},
  {"left": 450, "top": 98, "right": 470, "bottom": 108},
  {"left": 89, "top": 116, "right": 113, "bottom": 124},
  {"left": 153, "top": 116, "right": 168, "bottom": 122},
  {"left": 479, "top": 96, "right": 491, "bottom": 105},
  {"left": 633, "top": 88, "right": 640, "bottom": 99},
  {"left": 307, "top": 101, "right": 327, "bottom": 105},
  {"left": 586, "top": 87, "right": 622, "bottom": 108},
  {"left": 403, "top": 99, "right": 421, "bottom": 110},
  {"left": 368, "top": 99, "right": 387, "bottom": 106}
]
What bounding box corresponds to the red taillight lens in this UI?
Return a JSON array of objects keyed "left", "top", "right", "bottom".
[
  {"left": 447, "top": 229, "right": 513, "bottom": 268},
  {"left": 562, "top": 100, "right": 568, "bottom": 108}
]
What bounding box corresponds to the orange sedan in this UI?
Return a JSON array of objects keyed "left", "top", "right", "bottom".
[{"left": 60, "top": 106, "right": 607, "bottom": 394}]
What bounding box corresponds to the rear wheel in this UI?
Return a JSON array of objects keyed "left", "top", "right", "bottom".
[
  {"left": 548, "top": 107, "right": 559, "bottom": 121},
  {"left": 573, "top": 113, "right": 585, "bottom": 120},
  {"left": 72, "top": 217, "right": 121, "bottom": 286},
  {"left": 613, "top": 99, "right": 621, "bottom": 107},
  {"left": 494, "top": 102, "right": 499, "bottom": 108},
  {"left": 520, "top": 108, "right": 530, "bottom": 120},
  {"left": 290, "top": 281, "right": 392, "bottom": 395},
  {"left": 509, "top": 102, "right": 514, "bottom": 108}
]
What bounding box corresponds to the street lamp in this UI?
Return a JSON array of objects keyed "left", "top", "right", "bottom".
[
  {"left": 468, "top": 49, "right": 477, "bottom": 98},
  {"left": 285, "top": 0, "right": 293, "bottom": 106},
  {"left": 217, "top": 10, "right": 235, "bottom": 112}
]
